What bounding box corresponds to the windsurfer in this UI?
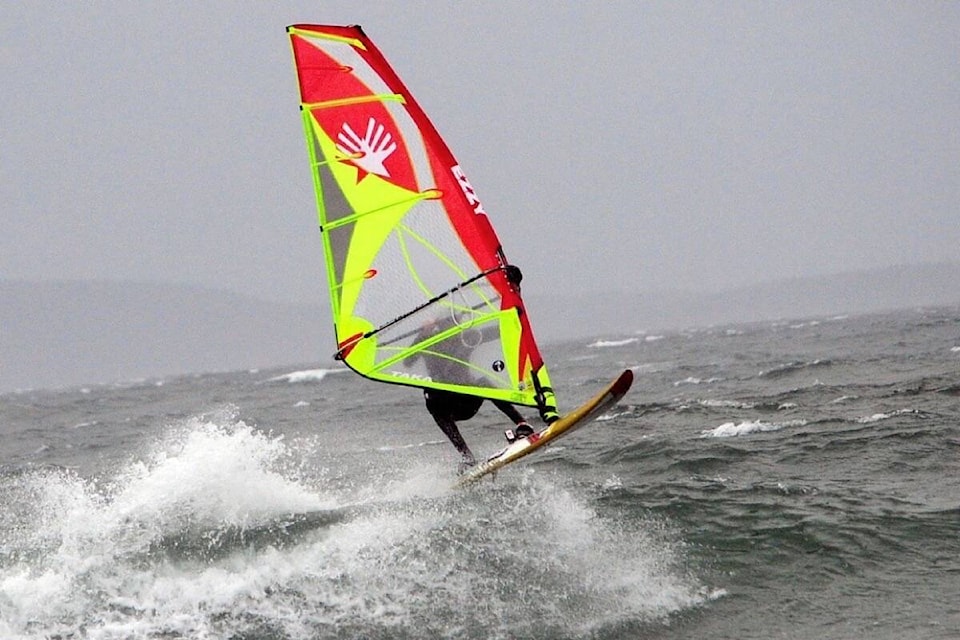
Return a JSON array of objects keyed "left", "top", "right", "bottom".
[{"left": 408, "top": 264, "right": 533, "bottom": 472}]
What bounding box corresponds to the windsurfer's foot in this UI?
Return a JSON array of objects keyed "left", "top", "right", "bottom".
[
  {"left": 457, "top": 453, "right": 476, "bottom": 475},
  {"left": 514, "top": 422, "right": 534, "bottom": 438},
  {"left": 505, "top": 422, "right": 534, "bottom": 443}
]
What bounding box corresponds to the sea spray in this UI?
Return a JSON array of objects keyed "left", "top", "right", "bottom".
[
  {"left": 0, "top": 414, "right": 339, "bottom": 638},
  {"left": 1, "top": 419, "right": 708, "bottom": 639}
]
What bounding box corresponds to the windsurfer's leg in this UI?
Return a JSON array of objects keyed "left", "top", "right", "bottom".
[
  {"left": 432, "top": 413, "right": 475, "bottom": 462},
  {"left": 424, "top": 390, "right": 476, "bottom": 467}
]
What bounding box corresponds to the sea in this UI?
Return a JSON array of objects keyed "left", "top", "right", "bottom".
[{"left": 1, "top": 305, "right": 958, "bottom": 640}]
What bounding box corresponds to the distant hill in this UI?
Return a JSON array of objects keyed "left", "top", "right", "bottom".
[
  {"left": 3, "top": 263, "right": 959, "bottom": 392},
  {"left": 0, "top": 281, "right": 331, "bottom": 392},
  {"left": 524, "top": 263, "right": 960, "bottom": 340}
]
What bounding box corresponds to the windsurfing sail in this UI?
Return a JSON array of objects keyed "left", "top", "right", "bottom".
[{"left": 287, "top": 24, "right": 558, "bottom": 420}]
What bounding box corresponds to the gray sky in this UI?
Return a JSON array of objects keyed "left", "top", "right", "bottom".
[{"left": 2, "top": 2, "right": 958, "bottom": 305}]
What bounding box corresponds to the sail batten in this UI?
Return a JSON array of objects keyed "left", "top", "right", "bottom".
[
  {"left": 321, "top": 193, "right": 436, "bottom": 231},
  {"left": 287, "top": 24, "right": 558, "bottom": 418},
  {"left": 303, "top": 93, "right": 406, "bottom": 111}
]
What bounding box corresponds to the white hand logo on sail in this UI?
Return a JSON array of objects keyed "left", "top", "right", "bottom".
[{"left": 336, "top": 117, "right": 397, "bottom": 180}]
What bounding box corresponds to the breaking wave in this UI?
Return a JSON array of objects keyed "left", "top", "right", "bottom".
[{"left": 0, "top": 414, "right": 708, "bottom": 639}]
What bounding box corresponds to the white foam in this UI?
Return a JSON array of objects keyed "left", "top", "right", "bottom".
[
  {"left": 601, "top": 475, "right": 623, "bottom": 490},
  {"left": 789, "top": 320, "right": 821, "bottom": 329},
  {"left": 629, "top": 363, "right": 664, "bottom": 374},
  {"left": 674, "top": 377, "right": 722, "bottom": 386},
  {"left": 699, "top": 399, "right": 755, "bottom": 409},
  {"left": 0, "top": 416, "right": 339, "bottom": 636},
  {"left": 701, "top": 419, "right": 807, "bottom": 438},
  {"left": 855, "top": 409, "right": 918, "bottom": 424},
  {"left": 596, "top": 408, "right": 631, "bottom": 422},
  {"left": 268, "top": 368, "right": 346, "bottom": 383},
  {"left": 587, "top": 337, "right": 639, "bottom": 348},
  {"left": 1, "top": 413, "right": 717, "bottom": 638}
]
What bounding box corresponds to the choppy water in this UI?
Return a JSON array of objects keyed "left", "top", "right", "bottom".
[{"left": 2, "top": 306, "right": 959, "bottom": 639}]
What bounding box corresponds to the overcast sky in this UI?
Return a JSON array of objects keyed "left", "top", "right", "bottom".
[{"left": 2, "top": 2, "right": 958, "bottom": 306}]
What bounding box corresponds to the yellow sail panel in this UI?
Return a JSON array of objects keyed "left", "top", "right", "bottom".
[{"left": 306, "top": 114, "right": 421, "bottom": 321}]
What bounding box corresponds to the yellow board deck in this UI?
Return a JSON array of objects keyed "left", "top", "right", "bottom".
[{"left": 455, "top": 369, "right": 634, "bottom": 487}]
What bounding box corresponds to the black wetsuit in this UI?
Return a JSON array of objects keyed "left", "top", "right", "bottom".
[{"left": 424, "top": 387, "right": 526, "bottom": 463}]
